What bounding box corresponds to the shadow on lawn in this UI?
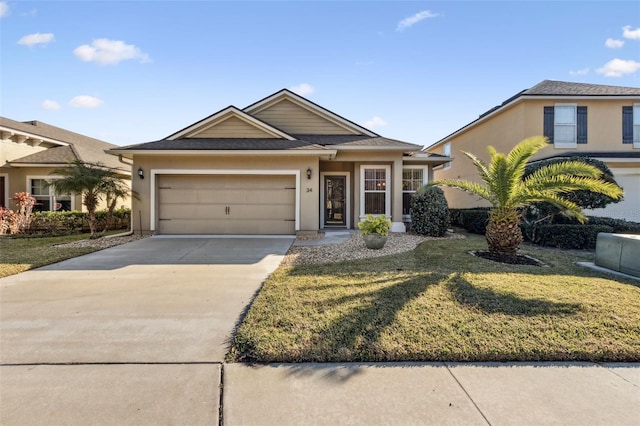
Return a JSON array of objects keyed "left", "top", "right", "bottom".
[
  {"left": 301, "top": 273, "right": 439, "bottom": 362},
  {"left": 447, "top": 274, "right": 582, "bottom": 316}
]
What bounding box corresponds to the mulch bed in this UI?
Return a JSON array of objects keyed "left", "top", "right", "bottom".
[{"left": 470, "top": 250, "right": 547, "bottom": 266}]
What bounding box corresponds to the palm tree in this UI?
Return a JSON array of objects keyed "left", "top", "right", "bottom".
[
  {"left": 49, "top": 161, "right": 130, "bottom": 239},
  {"left": 431, "top": 136, "right": 623, "bottom": 257}
]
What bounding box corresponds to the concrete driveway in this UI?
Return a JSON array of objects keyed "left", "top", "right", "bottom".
[{"left": 0, "top": 236, "right": 292, "bottom": 424}]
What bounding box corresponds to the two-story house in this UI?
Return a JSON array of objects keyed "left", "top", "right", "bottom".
[{"left": 426, "top": 80, "right": 640, "bottom": 223}]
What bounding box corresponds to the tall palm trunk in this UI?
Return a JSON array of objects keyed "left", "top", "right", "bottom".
[{"left": 485, "top": 208, "right": 523, "bottom": 256}]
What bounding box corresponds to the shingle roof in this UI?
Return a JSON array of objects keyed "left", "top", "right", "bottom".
[
  {"left": 118, "top": 138, "right": 329, "bottom": 151},
  {"left": 9, "top": 146, "right": 79, "bottom": 164},
  {"left": 1, "top": 117, "right": 128, "bottom": 172},
  {"left": 524, "top": 80, "right": 640, "bottom": 96},
  {"left": 117, "top": 135, "right": 422, "bottom": 151},
  {"left": 294, "top": 134, "right": 421, "bottom": 149}
]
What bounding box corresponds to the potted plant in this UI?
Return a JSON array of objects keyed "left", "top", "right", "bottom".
[{"left": 357, "top": 214, "right": 391, "bottom": 249}]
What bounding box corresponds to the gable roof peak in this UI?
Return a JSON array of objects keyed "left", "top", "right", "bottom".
[{"left": 243, "top": 88, "right": 379, "bottom": 137}]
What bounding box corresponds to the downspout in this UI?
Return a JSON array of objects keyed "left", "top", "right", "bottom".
[{"left": 105, "top": 154, "right": 135, "bottom": 237}]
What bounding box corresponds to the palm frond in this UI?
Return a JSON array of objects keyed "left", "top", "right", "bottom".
[
  {"left": 522, "top": 175, "right": 623, "bottom": 200},
  {"left": 525, "top": 160, "right": 603, "bottom": 183},
  {"left": 461, "top": 150, "right": 490, "bottom": 180},
  {"left": 430, "top": 179, "right": 494, "bottom": 204}
]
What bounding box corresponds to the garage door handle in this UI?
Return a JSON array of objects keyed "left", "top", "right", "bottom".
[{"left": 225, "top": 206, "right": 230, "bottom": 215}]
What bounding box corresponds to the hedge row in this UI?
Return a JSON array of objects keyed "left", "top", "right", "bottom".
[
  {"left": 28, "top": 209, "right": 131, "bottom": 235},
  {"left": 526, "top": 224, "right": 614, "bottom": 250},
  {"left": 450, "top": 208, "right": 640, "bottom": 250},
  {"left": 449, "top": 208, "right": 490, "bottom": 235}
]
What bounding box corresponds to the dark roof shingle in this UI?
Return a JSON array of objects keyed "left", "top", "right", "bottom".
[{"left": 524, "top": 80, "right": 640, "bottom": 96}]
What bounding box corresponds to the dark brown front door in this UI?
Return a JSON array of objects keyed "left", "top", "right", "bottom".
[{"left": 324, "top": 176, "right": 346, "bottom": 226}]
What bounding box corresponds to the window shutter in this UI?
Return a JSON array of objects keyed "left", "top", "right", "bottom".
[
  {"left": 543, "top": 107, "right": 554, "bottom": 143},
  {"left": 622, "top": 106, "right": 633, "bottom": 143},
  {"left": 577, "top": 106, "right": 587, "bottom": 144}
]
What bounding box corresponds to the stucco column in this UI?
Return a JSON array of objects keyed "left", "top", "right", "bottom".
[{"left": 391, "top": 158, "right": 406, "bottom": 232}]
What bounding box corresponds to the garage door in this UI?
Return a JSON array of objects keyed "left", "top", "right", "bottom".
[{"left": 157, "top": 175, "right": 296, "bottom": 234}]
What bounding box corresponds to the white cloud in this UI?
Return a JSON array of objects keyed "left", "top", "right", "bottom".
[
  {"left": 605, "top": 38, "right": 624, "bottom": 49},
  {"left": 622, "top": 25, "right": 640, "bottom": 40},
  {"left": 73, "top": 38, "right": 150, "bottom": 65},
  {"left": 596, "top": 58, "right": 640, "bottom": 77},
  {"left": 364, "top": 116, "right": 388, "bottom": 129},
  {"left": 289, "top": 83, "right": 315, "bottom": 96},
  {"left": 41, "top": 99, "right": 61, "bottom": 110},
  {"left": 397, "top": 10, "right": 439, "bottom": 31},
  {"left": 68, "top": 95, "right": 104, "bottom": 109},
  {"left": 17, "top": 32, "right": 54, "bottom": 47},
  {"left": 569, "top": 68, "right": 589, "bottom": 76},
  {"left": 0, "top": 2, "right": 9, "bottom": 18}
]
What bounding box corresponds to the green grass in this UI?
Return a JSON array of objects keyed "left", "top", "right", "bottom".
[
  {"left": 0, "top": 234, "right": 103, "bottom": 278},
  {"left": 230, "top": 234, "right": 640, "bottom": 363}
]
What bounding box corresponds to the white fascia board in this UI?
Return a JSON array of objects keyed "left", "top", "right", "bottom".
[
  {"left": 334, "top": 145, "right": 420, "bottom": 151},
  {"left": 244, "top": 91, "right": 378, "bottom": 137},
  {"left": 592, "top": 157, "right": 640, "bottom": 163},
  {"left": 167, "top": 106, "right": 296, "bottom": 140},
  {"left": 0, "top": 126, "right": 69, "bottom": 147}
]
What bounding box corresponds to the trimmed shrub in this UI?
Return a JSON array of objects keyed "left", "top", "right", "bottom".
[
  {"left": 410, "top": 186, "right": 450, "bottom": 237},
  {"left": 28, "top": 209, "right": 131, "bottom": 235},
  {"left": 536, "top": 224, "right": 614, "bottom": 250}
]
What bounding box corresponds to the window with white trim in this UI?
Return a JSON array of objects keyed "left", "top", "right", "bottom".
[
  {"left": 402, "top": 167, "right": 426, "bottom": 216},
  {"left": 361, "top": 166, "right": 390, "bottom": 217},
  {"left": 544, "top": 104, "right": 587, "bottom": 148},
  {"left": 443, "top": 143, "right": 451, "bottom": 169},
  {"left": 554, "top": 104, "right": 577, "bottom": 145},
  {"left": 30, "top": 178, "right": 72, "bottom": 212}
]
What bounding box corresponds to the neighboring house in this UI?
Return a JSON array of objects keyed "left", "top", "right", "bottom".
[
  {"left": 426, "top": 80, "right": 640, "bottom": 222},
  {"left": 108, "top": 89, "right": 450, "bottom": 235},
  {"left": 0, "top": 117, "right": 132, "bottom": 211}
]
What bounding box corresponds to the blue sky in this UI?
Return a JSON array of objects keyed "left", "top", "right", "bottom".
[{"left": 1, "top": 1, "right": 639, "bottom": 149}]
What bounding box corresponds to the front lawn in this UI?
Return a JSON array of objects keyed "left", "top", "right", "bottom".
[
  {"left": 0, "top": 234, "right": 103, "bottom": 278},
  {"left": 230, "top": 234, "right": 640, "bottom": 362}
]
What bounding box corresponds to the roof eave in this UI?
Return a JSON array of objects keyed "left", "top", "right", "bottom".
[{"left": 107, "top": 149, "right": 337, "bottom": 159}]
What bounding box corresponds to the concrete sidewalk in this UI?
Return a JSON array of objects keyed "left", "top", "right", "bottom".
[
  {"left": 2, "top": 362, "right": 638, "bottom": 425},
  {"left": 224, "top": 362, "right": 639, "bottom": 426}
]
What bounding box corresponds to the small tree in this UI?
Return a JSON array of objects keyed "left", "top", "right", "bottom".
[
  {"left": 49, "top": 161, "right": 132, "bottom": 239},
  {"left": 410, "top": 185, "right": 450, "bottom": 237},
  {"left": 430, "top": 136, "right": 623, "bottom": 257}
]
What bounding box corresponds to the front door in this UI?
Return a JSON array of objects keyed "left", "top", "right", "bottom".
[{"left": 324, "top": 176, "right": 346, "bottom": 226}]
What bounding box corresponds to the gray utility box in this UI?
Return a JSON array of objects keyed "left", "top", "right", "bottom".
[{"left": 595, "top": 233, "right": 640, "bottom": 278}]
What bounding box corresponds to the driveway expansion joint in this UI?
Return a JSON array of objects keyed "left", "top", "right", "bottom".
[{"left": 444, "top": 364, "right": 492, "bottom": 426}]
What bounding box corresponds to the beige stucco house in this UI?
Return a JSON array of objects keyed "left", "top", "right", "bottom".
[
  {"left": 0, "top": 117, "right": 131, "bottom": 211},
  {"left": 108, "top": 89, "right": 450, "bottom": 235},
  {"left": 426, "top": 80, "right": 640, "bottom": 222}
]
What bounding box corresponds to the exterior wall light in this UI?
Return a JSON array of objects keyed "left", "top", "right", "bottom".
[
  {"left": 306, "top": 167, "right": 312, "bottom": 180},
  {"left": 138, "top": 167, "right": 144, "bottom": 179}
]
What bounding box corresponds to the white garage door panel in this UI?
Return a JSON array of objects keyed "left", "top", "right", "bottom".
[{"left": 157, "top": 174, "right": 296, "bottom": 234}]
